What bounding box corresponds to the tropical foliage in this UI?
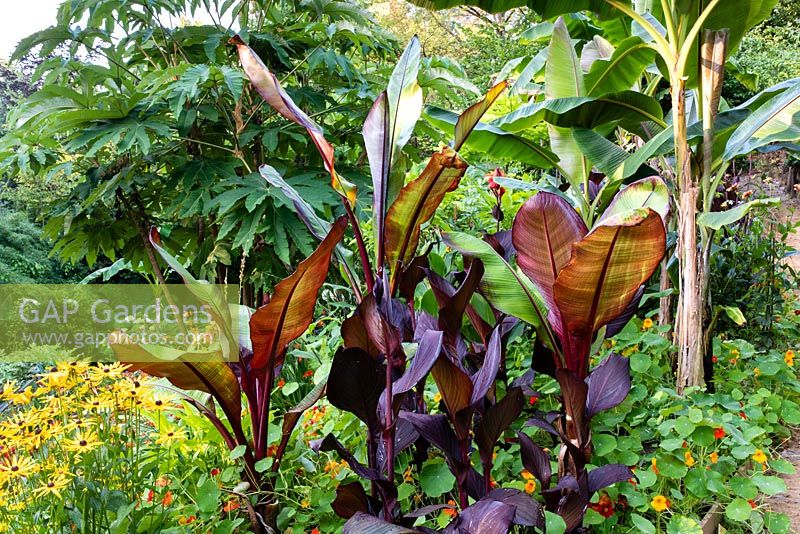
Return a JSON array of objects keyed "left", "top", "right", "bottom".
[{"left": 0, "top": 0, "right": 799, "bottom": 533}]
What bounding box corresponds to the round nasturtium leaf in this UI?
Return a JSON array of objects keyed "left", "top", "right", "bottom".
[
  {"left": 725, "top": 498, "right": 755, "bottom": 522},
  {"left": 419, "top": 459, "right": 455, "bottom": 498},
  {"left": 666, "top": 515, "right": 702, "bottom": 534}
]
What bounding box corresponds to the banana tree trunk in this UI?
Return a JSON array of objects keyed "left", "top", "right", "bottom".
[{"left": 672, "top": 77, "right": 706, "bottom": 393}]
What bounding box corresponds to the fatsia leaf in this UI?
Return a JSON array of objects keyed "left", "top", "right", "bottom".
[
  {"left": 512, "top": 192, "right": 588, "bottom": 337},
  {"left": 597, "top": 176, "right": 670, "bottom": 225},
  {"left": 327, "top": 348, "right": 385, "bottom": 432},
  {"left": 474, "top": 388, "right": 524, "bottom": 464},
  {"left": 518, "top": 431, "right": 552, "bottom": 490},
  {"left": 249, "top": 217, "right": 346, "bottom": 370},
  {"left": 231, "top": 36, "right": 356, "bottom": 204},
  {"left": 585, "top": 354, "right": 631, "bottom": 418},
  {"left": 553, "top": 209, "right": 665, "bottom": 344},
  {"left": 385, "top": 148, "right": 468, "bottom": 274}
]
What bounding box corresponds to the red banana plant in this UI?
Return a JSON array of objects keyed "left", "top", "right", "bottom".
[
  {"left": 111, "top": 218, "right": 347, "bottom": 532},
  {"left": 445, "top": 176, "right": 668, "bottom": 530},
  {"left": 233, "top": 33, "right": 546, "bottom": 531}
]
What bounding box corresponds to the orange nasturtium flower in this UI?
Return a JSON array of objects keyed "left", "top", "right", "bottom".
[
  {"left": 443, "top": 500, "right": 458, "bottom": 518},
  {"left": 642, "top": 318, "right": 654, "bottom": 330},
  {"left": 752, "top": 449, "right": 768, "bottom": 464},
  {"left": 785, "top": 350, "right": 795, "bottom": 367},
  {"left": 713, "top": 427, "right": 725, "bottom": 440},
  {"left": 709, "top": 452, "right": 719, "bottom": 464},
  {"left": 650, "top": 457, "right": 659, "bottom": 475},
  {"left": 651, "top": 495, "right": 670, "bottom": 512},
  {"left": 684, "top": 450, "right": 696, "bottom": 467}
]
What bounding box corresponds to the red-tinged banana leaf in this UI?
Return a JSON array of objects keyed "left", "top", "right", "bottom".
[
  {"left": 149, "top": 229, "right": 239, "bottom": 358},
  {"left": 474, "top": 388, "right": 524, "bottom": 467},
  {"left": 249, "top": 217, "right": 347, "bottom": 370},
  {"left": 454, "top": 81, "right": 508, "bottom": 150},
  {"left": 364, "top": 38, "right": 423, "bottom": 268},
  {"left": 385, "top": 148, "right": 467, "bottom": 279},
  {"left": 553, "top": 209, "right": 665, "bottom": 371},
  {"left": 341, "top": 293, "right": 401, "bottom": 359},
  {"left": 441, "top": 231, "right": 558, "bottom": 354},
  {"left": 596, "top": 176, "right": 670, "bottom": 226},
  {"left": 512, "top": 192, "right": 588, "bottom": 338},
  {"left": 111, "top": 343, "right": 244, "bottom": 443},
  {"left": 231, "top": 36, "right": 356, "bottom": 205},
  {"left": 430, "top": 354, "right": 473, "bottom": 439}
]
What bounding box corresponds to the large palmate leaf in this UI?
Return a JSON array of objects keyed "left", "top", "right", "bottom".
[
  {"left": 231, "top": 36, "right": 357, "bottom": 204},
  {"left": 365, "top": 37, "right": 423, "bottom": 266},
  {"left": 584, "top": 37, "right": 656, "bottom": 96},
  {"left": 722, "top": 81, "right": 800, "bottom": 161},
  {"left": 512, "top": 192, "right": 588, "bottom": 336},
  {"left": 384, "top": 148, "right": 468, "bottom": 274},
  {"left": 424, "top": 107, "right": 560, "bottom": 169},
  {"left": 553, "top": 209, "right": 665, "bottom": 340},
  {"left": 492, "top": 91, "right": 665, "bottom": 137},
  {"left": 249, "top": 217, "right": 347, "bottom": 370}
]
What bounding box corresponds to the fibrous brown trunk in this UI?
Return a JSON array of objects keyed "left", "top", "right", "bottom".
[{"left": 673, "top": 77, "right": 705, "bottom": 393}]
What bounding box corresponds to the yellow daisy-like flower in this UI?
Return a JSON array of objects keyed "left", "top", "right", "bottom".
[
  {"left": 0, "top": 454, "right": 38, "bottom": 480},
  {"left": 684, "top": 450, "right": 696, "bottom": 467},
  {"left": 64, "top": 430, "right": 103, "bottom": 454},
  {"left": 154, "top": 427, "right": 187, "bottom": 446},
  {"left": 709, "top": 452, "right": 719, "bottom": 464},
  {"left": 642, "top": 318, "right": 654, "bottom": 330},
  {"left": 752, "top": 449, "right": 768, "bottom": 464},
  {"left": 87, "top": 363, "right": 129, "bottom": 383},
  {"left": 651, "top": 495, "right": 669, "bottom": 512},
  {"left": 32, "top": 473, "right": 71, "bottom": 498}
]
